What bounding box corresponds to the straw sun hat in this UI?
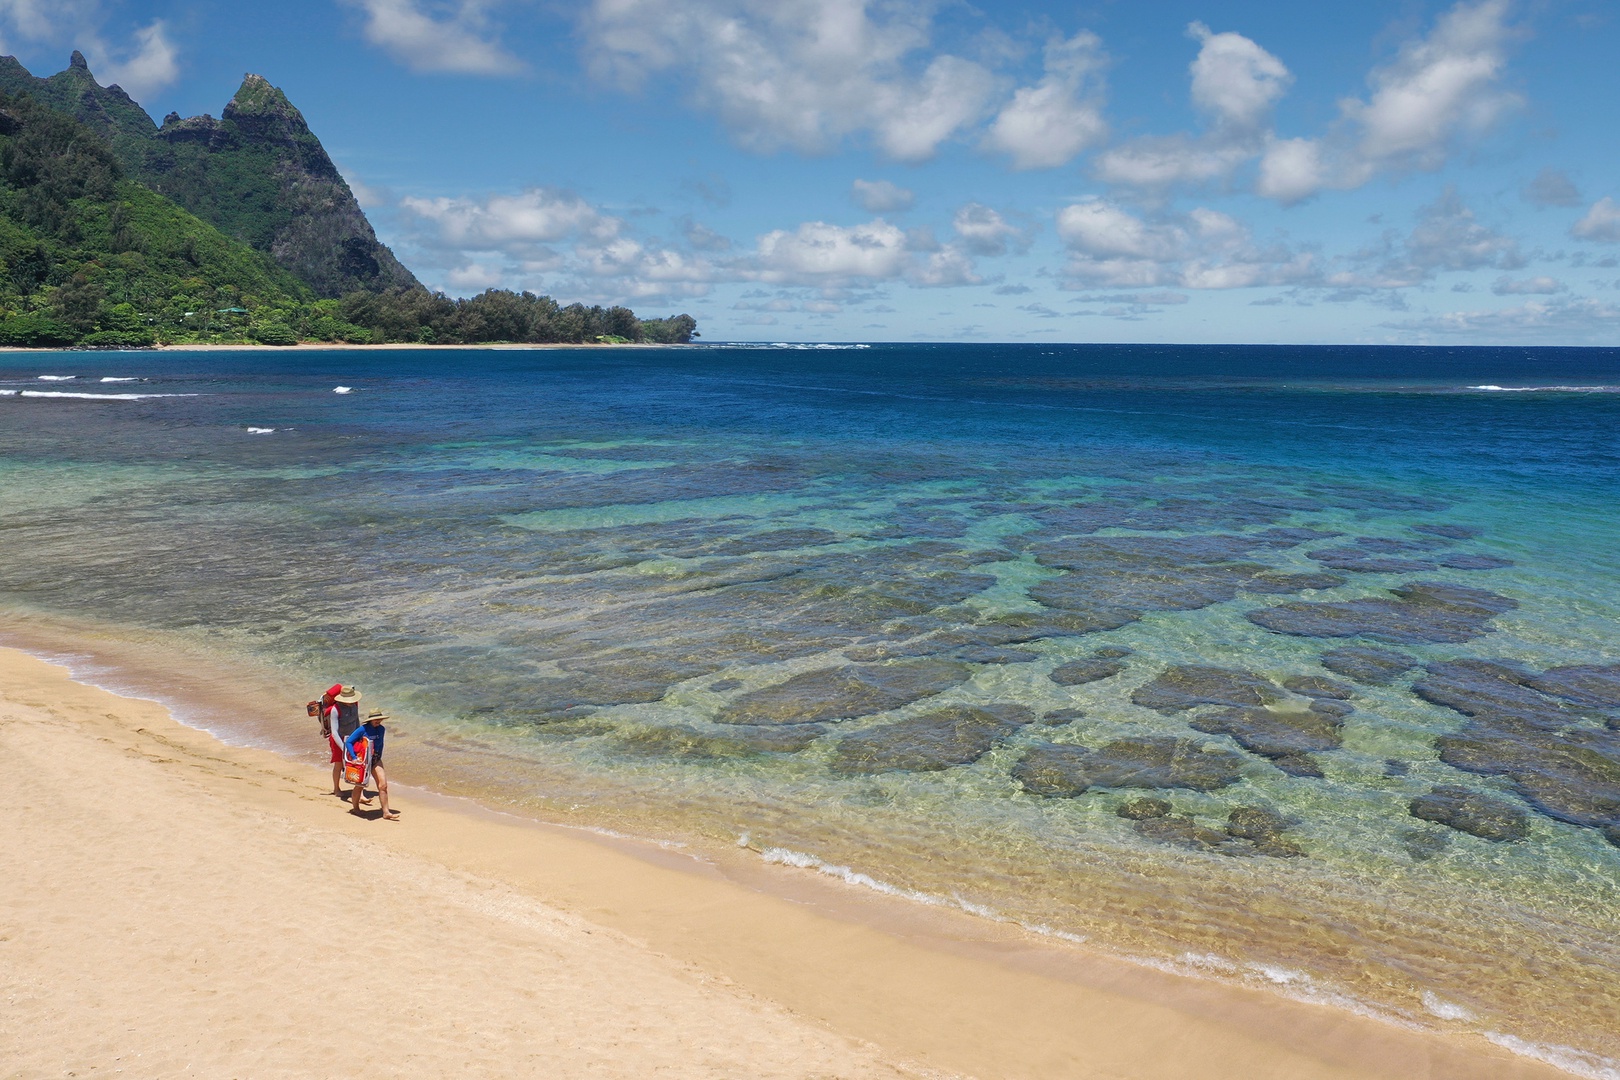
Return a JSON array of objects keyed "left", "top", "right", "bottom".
[
  {"left": 334, "top": 686, "right": 361, "bottom": 704},
  {"left": 365, "top": 708, "right": 390, "bottom": 722}
]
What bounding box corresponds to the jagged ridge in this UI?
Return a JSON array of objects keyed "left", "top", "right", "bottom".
[{"left": 0, "top": 54, "right": 417, "bottom": 298}]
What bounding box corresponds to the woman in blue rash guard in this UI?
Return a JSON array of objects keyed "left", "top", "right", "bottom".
[{"left": 345, "top": 709, "right": 399, "bottom": 821}]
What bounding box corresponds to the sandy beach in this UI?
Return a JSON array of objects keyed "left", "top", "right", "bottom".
[{"left": 0, "top": 645, "right": 1578, "bottom": 1080}]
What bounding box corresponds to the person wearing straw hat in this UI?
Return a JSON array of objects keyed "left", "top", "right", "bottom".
[
  {"left": 315, "top": 685, "right": 366, "bottom": 798},
  {"left": 345, "top": 708, "right": 398, "bottom": 820}
]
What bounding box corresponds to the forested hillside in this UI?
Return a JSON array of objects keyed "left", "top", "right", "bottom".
[{"left": 0, "top": 55, "right": 699, "bottom": 347}]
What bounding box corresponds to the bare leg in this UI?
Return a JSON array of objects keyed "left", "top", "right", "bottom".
[
  {"left": 374, "top": 764, "right": 398, "bottom": 820},
  {"left": 331, "top": 760, "right": 343, "bottom": 795},
  {"left": 349, "top": 766, "right": 365, "bottom": 812}
]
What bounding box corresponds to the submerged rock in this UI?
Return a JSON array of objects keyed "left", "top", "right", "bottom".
[
  {"left": 1244, "top": 571, "right": 1348, "bottom": 593},
  {"left": 1226, "top": 805, "right": 1305, "bottom": 856},
  {"left": 716, "top": 659, "right": 969, "bottom": 725},
  {"left": 1247, "top": 581, "right": 1517, "bottom": 643},
  {"left": 1190, "top": 702, "right": 1345, "bottom": 777},
  {"left": 1013, "top": 736, "right": 1248, "bottom": 796},
  {"left": 1131, "top": 666, "right": 1278, "bottom": 712},
  {"left": 1281, "top": 674, "right": 1355, "bottom": 700},
  {"left": 1309, "top": 548, "right": 1439, "bottom": 574},
  {"left": 619, "top": 723, "right": 824, "bottom": 759},
  {"left": 1320, "top": 646, "right": 1418, "bottom": 685},
  {"left": 1039, "top": 707, "right": 1088, "bottom": 725},
  {"left": 1400, "top": 828, "right": 1452, "bottom": 861},
  {"left": 1439, "top": 553, "right": 1514, "bottom": 570},
  {"left": 830, "top": 703, "right": 1032, "bottom": 774},
  {"left": 1050, "top": 655, "right": 1129, "bottom": 686},
  {"left": 1412, "top": 523, "right": 1483, "bottom": 540},
  {"left": 1133, "top": 815, "right": 1236, "bottom": 852},
  {"left": 1528, "top": 664, "right": 1620, "bottom": 709},
  {"left": 1116, "top": 797, "right": 1172, "bottom": 819},
  {"left": 1416, "top": 659, "right": 1620, "bottom": 833},
  {"left": 1409, "top": 785, "right": 1530, "bottom": 842}
]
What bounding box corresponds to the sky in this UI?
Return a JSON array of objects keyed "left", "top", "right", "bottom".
[{"left": 5, "top": 0, "right": 1620, "bottom": 344}]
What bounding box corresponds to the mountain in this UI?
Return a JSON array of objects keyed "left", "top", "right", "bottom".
[
  {"left": 0, "top": 52, "right": 417, "bottom": 298},
  {"left": 0, "top": 88, "right": 313, "bottom": 346}
]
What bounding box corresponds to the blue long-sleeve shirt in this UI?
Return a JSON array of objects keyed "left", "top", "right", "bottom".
[{"left": 344, "top": 722, "right": 385, "bottom": 763}]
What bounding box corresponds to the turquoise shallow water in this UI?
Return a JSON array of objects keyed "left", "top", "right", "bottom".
[{"left": 2, "top": 344, "right": 1619, "bottom": 1069}]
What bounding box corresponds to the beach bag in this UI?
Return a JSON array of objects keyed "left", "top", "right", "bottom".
[{"left": 343, "top": 736, "right": 371, "bottom": 786}]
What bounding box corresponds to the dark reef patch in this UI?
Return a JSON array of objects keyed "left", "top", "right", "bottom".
[
  {"left": 1416, "top": 659, "right": 1620, "bottom": 834},
  {"left": 1413, "top": 524, "right": 1482, "bottom": 540},
  {"left": 830, "top": 703, "right": 1032, "bottom": 774},
  {"left": 1320, "top": 646, "right": 1419, "bottom": 685},
  {"left": 1191, "top": 702, "right": 1345, "bottom": 777},
  {"left": 1131, "top": 666, "right": 1278, "bottom": 712},
  {"left": 1050, "top": 655, "right": 1130, "bottom": 686},
  {"left": 1282, "top": 675, "right": 1355, "bottom": 700},
  {"left": 1409, "top": 785, "right": 1529, "bottom": 842},
  {"left": 1013, "top": 737, "right": 1248, "bottom": 796},
  {"left": 1247, "top": 582, "right": 1516, "bottom": 643},
  {"left": 716, "top": 659, "right": 970, "bottom": 725}
]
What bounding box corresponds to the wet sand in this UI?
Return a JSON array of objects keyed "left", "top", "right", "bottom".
[{"left": 0, "top": 646, "right": 1574, "bottom": 1079}]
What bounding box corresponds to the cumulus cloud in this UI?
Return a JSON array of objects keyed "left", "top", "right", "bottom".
[
  {"left": 851, "top": 179, "right": 914, "bottom": 213},
  {"left": 1572, "top": 198, "right": 1620, "bottom": 243},
  {"left": 580, "top": 0, "right": 997, "bottom": 161},
  {"left": 97, "top": 20, "right": 178, "bottom": 99},
  {"left": 982, "top": 31, "right": 1108, "bottom": 169},
  {"left": 1262, "top": 0, "right": 1520, "bottom": 203},
  {"left": 1094, "top": 22, "right": 1287, "bottom": 191},
  {"left": 1055, "top": 199, "right": 1313, "bottom": 289},
  {"left": 952, "top": 203, "right": 1024, "bottom": 257},
  {"left": 347, "top": 0, "right": 522, "bottom": 75},
  {"left": 397, "top": 186, "right": 716, "bottom": 301},
  {"left": 750, "top": 219, "right": 913, "bottom": 284},
  {"left": 1523, "top": 168, "right": 1581, "bottom": 208}
]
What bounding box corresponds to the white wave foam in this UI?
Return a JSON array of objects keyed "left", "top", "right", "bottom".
[
  {"left": 36, "top": 374, "right": 76, "bottom": 380},
  {"left": 17, "top": 391, "right": 198, "bottom": 400},
  {"left": 0, "top": 389, "right": 14, "bottom": 396},
  {"left": 246, "top": 427, "right": 276, "bottom": 434},
  {"left": 100, "top": 377, "right": 142, "bottom": 383},
  {"left": 759, "top": 846, "right": 949, "bottom": 908},
  {"left": 1420, "top": 990, "right": 1475, "bottom": 1022},
  {"left": 1468, "top": 384, "right": 1620, "bottom": 393},
  {"left": 333, "top": 386, "right": 354, "bottom": 394},
  {"left": 1485, "top": 1033, "right": 1620, "bottom": 1080}
]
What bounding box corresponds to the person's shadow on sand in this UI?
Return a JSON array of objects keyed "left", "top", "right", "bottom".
[{"left": 348, "top": 805, "right": 391, "bottom": 820}]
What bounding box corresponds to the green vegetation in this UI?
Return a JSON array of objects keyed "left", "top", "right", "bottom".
[{"left": 0, "top": 58, "right": 700, "bottom": 348}]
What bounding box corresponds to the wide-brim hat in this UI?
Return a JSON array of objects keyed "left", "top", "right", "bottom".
[
  {"left": 365, "top": 708, "right": 390, "bottom": 722},
  {"left": 335, "top": 686, "right": 362, "bottom": 704}
]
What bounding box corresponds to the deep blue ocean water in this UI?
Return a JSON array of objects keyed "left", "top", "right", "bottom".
[{"left": 3, "top": 343, "right": 1618, "bottom": 1069}]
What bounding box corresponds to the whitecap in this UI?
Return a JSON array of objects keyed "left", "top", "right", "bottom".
[
  {"left": 18, "top": 391, "right": 198, "bottom": 400},
  {"left": 36, "top": 374, "right": 76, "bottom": 381},
  {"left": 100, "top": 377, "right": 142, "bottom": 383},
  {"left": 246, "top": 427, "right": 276, "bottom": 434},
  {"left": 333, "top": 386, "right": 354, "bottom": 394}
]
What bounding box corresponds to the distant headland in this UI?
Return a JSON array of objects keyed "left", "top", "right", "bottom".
[{"left": 0, "top": 54, "right": 696, "bottom": 348}]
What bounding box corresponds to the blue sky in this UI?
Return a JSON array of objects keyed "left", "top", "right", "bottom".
[{"left": 7, "top": 0, "right": 1620, "bottom": 343}]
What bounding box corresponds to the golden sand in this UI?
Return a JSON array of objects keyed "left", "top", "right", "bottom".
[{"left": 0, "top": 647, "right": 1571, "bottom": 1079}]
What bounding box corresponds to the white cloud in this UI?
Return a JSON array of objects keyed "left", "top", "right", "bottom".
[
  {"left": 1094, "top": 22, "right": 1287, "bottom": 190},
  {"left": 580, "top": 0, "right": 997, "bottom": 161},
  {"left": 97, "top": 20, "right": 178, "bottom": 98},
  {"left": 751, "top": 219, "right": 912, "bottom": 283},
  {"left": 952, "top": 203, "right": 1023, "bottom": 257},
  {"left": 347, "top": 0, "right": 522, "bottom": 76},
  {"left": 1055, "top": 199, "right": 1313, "bottom": 289},
  {"left": 1572, "top": 198, "right": 1620, "bottom": 243},
  {"left": 1523, "top": 168, "right": 1581, "bottom": 208},
  {"left": 851, "top": 179, "right": 914, "bottom": 213},
  {"left": 982, "top": 31, "right": 1108, "bottom": 170},
  {"left": 1256, "top": 136, "right": 1328, "bottom": 204},
  {"left": 1264, "top": 0, "right": 1520, "bottom": 202},
  {"left": 1187, "top": 21, "right": 1290, "bottom": 131},
  {"left": 1492, "top": 275, "right": 1565, "bottom": 295},
  {"left": 401, "top": 188, "right": 620, "bottom": 252},
  {"left": 1342, "top": 0, "right": 1518, "bottom": 175}
]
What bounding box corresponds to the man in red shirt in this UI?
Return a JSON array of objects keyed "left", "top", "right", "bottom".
[{"left": 316, "top": 684, "right": 363, "bottom": 796}]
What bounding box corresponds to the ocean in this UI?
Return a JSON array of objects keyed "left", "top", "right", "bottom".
[{"left": 2, "top": 343, "right": 1617, "bottom": 1073}]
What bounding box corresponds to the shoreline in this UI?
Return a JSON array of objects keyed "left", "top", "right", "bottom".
[
  {"left": 0, "top": 640, "right": 1584, "bottom": 1079},
  {"left": 0, "top": 341, "right": 684, "bottom": 353}
]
